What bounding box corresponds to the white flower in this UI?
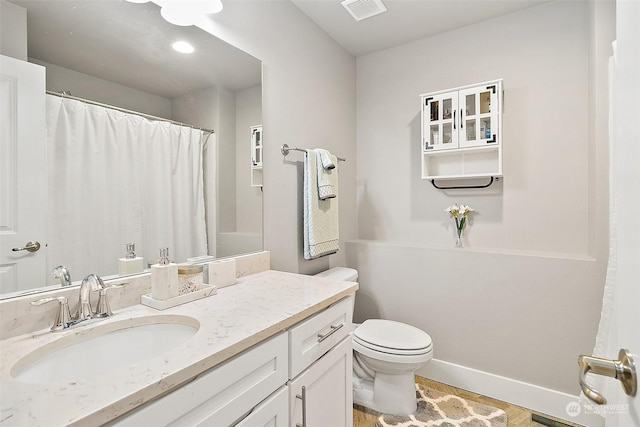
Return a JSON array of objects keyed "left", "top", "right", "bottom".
[
  {"left": 459, "top": 205, "right": 474, "bottom": 217},
  {"left": 445, "top": 204, "right": 475, "bottom": 232},
  {"left": 445, "top": 205, "right": 460, "bottom": 218}
]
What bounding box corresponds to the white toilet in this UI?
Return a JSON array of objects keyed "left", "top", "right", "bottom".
[{"left": 314, "top": 267, "right": 433, "bottom": 415}]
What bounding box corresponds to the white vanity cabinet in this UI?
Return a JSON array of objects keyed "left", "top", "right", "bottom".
[
  {"left": 420, "top": 80, "right": 503, "bottom": 180},
  {"left": 288, "top": 295, "right": 354, "bottom": 427},
  {"left": 109, "top": 332, "right": 289, "bottom": 426},
  {"left": 110, "top": 295, "right": 354, "bottom": 427}
]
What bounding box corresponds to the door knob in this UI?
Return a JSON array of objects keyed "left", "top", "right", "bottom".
[
  {"left": 11, "top": 241, "right": 41, "bottom": 253},
  {"left": 578, "top": 348, "right": 637, "bottom": 404}
]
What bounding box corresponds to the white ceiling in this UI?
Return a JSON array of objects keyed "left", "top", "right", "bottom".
[
  {"left": 10, "top": 0, "right": 551, "bottom": 98},
  {"left": 10, "top": 0, "right": 261, "bottom": 99},
  {"left": 291, "top": 0, "right": 552, "bottom": 57}
]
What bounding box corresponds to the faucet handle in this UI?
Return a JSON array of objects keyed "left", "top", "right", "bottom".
[
  {"left": 31, "top": 296, "right": 73, "bottom": 331},
  {"left": 92, "top": 283, "right": 126, "bottom": 318}
]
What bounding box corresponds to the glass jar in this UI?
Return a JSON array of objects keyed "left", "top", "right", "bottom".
[{"left": 178, "top": 264, "right": 204, "bottom": 295}]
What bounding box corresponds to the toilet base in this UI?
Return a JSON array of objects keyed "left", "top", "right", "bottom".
[{"left": 353, "top": 372, "right": 417, "bottom": 415}]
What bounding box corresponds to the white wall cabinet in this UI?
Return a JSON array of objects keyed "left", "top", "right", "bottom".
[
  {"left": 420, "top": 80, "right": 502, "bottom": 180},
  {"left": 251, "top": 125, "right": 263, "bottom": 187}
]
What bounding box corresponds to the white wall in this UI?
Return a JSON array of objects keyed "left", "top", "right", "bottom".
[
  {"left": 350, "top": 0, "right": 614, "bottom": 400},
  {"left": 32, "top": 60, "right": 172, "bottom": 118},
  {"left": 0, "top": 0, "right": 27, "bottom": 61},
  {"left": 235, "top": 84, "right": 263, "bottom": 234},
  {"left": 198, "top": 0, "right": 357, "bottom": 274}
]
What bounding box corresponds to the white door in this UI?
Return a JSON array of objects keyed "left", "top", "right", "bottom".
[
  {"left": 0, "top": 55, "right": 47, "bottom": 294},
  {"left": 583, "top": 2, "right": 640, "bottom": 425},
  {"left": 609, "top": 0, "right": 640, "bottom": 423}
]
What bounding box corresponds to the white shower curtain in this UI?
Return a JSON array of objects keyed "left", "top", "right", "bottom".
[{"left": 46, "top": 95, "right": 209, "bottom": 280}]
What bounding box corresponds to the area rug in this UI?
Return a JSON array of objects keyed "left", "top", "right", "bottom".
[{"left": 375, "top": 384, "right": 507, "bottom": 427}]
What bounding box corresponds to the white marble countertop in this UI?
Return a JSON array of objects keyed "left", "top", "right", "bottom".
[{"left": 0, "top": 270, "right": 358, "bottom": 426}]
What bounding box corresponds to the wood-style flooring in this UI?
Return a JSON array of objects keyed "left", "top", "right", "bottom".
[{"left": 352, "top": 376, "right": 583, "bottom": 427}]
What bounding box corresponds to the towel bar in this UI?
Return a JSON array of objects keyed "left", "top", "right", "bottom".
[
  {"left": 281, "top": 144, "right": 346, "bottom": 162},
  {"left": 431, "top": 177, "right": 496, "bottom": 190}
]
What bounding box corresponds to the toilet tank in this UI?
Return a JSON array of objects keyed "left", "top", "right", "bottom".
[{"left": 314, "top": 267, "right": 358, "bottom": 282}]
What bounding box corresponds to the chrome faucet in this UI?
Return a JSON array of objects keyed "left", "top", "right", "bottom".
[
  {"left": 75, "top": 274, "right": 106, "bottom": 321},
  {"left": 50, "top": 265, "right": 72, "bottom": 287},
  {"left": 31, "top": 274, "right": 125, "bottom": 331}
]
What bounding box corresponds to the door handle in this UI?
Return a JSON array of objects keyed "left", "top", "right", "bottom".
[
  {"left": 12, "top": 241, "right": 41, "bottom": 253},
  {"left": 578, "top": 348, "right": 637, "bottom": 404}
]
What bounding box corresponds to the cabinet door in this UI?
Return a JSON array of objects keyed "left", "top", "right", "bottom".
[
  {"left": 235, "top": 386, "right": 289, "bottom": 427},
  {"left": 458, "top": 84, "right": 500, "bottom": 148},
  {"left": 422, "top": 91, "right": 459, "bottom": 151},
  {"left": 288, "top": 337, "right": 353, "bottom": 427}
]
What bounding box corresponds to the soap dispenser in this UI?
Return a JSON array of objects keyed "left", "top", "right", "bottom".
[
  {"left": 118, "top": 243, "right": 144, "bottom": 276},
  {"left": 151, "top": 247, "right": 179, "bottom": 301}
]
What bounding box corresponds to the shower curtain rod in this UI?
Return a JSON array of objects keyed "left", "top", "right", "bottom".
[{"left": 46, "top": 90, "right": 215, "bottom": 134}]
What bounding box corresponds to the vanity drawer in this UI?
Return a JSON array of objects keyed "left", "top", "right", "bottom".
[
  {"left": 288, "top": 295, "right": 353, "bottom": 378},
  {"left": 111, "top": 332, "right": 288, "bottom": 426}
]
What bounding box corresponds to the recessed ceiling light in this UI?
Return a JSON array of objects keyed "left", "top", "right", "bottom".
[
  {"left": 341, "top": 0, "right": 387, "bottom": 22},
  {"left": 172, "top": 41, "right": 195, "bottom": 54}
]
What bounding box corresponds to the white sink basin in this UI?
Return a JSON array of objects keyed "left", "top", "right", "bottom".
[{"left": 11, "top": 315, "right": 199, "bottom": 384}]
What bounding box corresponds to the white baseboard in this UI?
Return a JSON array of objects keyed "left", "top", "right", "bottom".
[{"left": 417, "top": 359, "right": 604, "bottom": 427}]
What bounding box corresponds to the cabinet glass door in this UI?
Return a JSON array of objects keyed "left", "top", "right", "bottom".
[
  {"left": 459, "top": 85, "right": 499, "bottom": 148},
  {"left": 423, "top": 91, "right": 458, "bottom": 151}
]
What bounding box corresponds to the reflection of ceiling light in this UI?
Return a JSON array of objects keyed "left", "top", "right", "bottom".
[
  {"left": 172, "top": 41, "right": 195, "bottom": 54},
  {"left": 158, "top": 0, "right": 223, "bottom": 26},
  {"left": 125, "top": 0, "right": 150, "bottom": 3}
]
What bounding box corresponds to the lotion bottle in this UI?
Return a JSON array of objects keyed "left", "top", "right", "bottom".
[
  {"left": 151, "top": 247, "right": 179, "bottom": 300},
  {"left": 118, "top": 243, "right": 144, "bottom": 276}
]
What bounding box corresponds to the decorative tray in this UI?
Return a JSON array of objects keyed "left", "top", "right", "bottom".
[{"left": 140, "top": 284, "right": 217, "bottom": 310}]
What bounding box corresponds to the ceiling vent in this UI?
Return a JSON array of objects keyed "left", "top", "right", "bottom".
[{"left": 341, "top": 0, "right": 387, "bottom": 22}]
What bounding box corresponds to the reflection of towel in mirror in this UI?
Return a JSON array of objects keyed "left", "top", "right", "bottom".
[
  {"left": 316, "top": 151, "right": 337, "bottom": 200},
  {"left": 316, "top": 148, "right": 335, "bottom": 170},
  {"left": 304, "top": 150, "right": 339, "bottom": 260}
]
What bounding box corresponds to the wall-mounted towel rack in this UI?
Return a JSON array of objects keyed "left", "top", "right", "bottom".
[
  {"left": 281, "top": 144, "right": 346, "bottom": 162},
  {"left": 431, "top": 177, "right": 496, "bottom": 190}
]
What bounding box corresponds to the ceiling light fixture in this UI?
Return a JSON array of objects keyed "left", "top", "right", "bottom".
[
  {"left": 172, "top": 40, "right": 195, "bottom": 54},
  {"left": 341, "top": 0, "right": 387, "bottom": 22},
  {"left": 158, "top": 0, "right": 223, "bottom": 27}
]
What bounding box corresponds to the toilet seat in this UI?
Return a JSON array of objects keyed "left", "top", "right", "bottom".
[
  {"left": 353, "top": 319, "right": 432, "bottom": 353},
  {"left": 352, "top": 319, "right": 433, "bottom": 364},
  {"left": 353, "top": 335, "right": 432, "bottom": 356}
]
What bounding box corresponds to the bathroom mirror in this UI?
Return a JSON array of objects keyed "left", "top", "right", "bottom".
[{"left": 1, "top": 0, "right": 263, "bottom": 299}]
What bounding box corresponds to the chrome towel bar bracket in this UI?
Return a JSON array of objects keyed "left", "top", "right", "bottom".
[{"left": 281, "top": 144, "right": 346, "bottom": 162}]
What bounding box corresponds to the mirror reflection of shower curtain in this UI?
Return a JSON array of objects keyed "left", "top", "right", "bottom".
[{"left": 45, "top": 95, "right": 209, "bottom": 280}]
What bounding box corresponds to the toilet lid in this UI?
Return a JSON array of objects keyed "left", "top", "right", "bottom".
[{"left": 353, "top": 319, "right": 432, "bottom": 352}]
